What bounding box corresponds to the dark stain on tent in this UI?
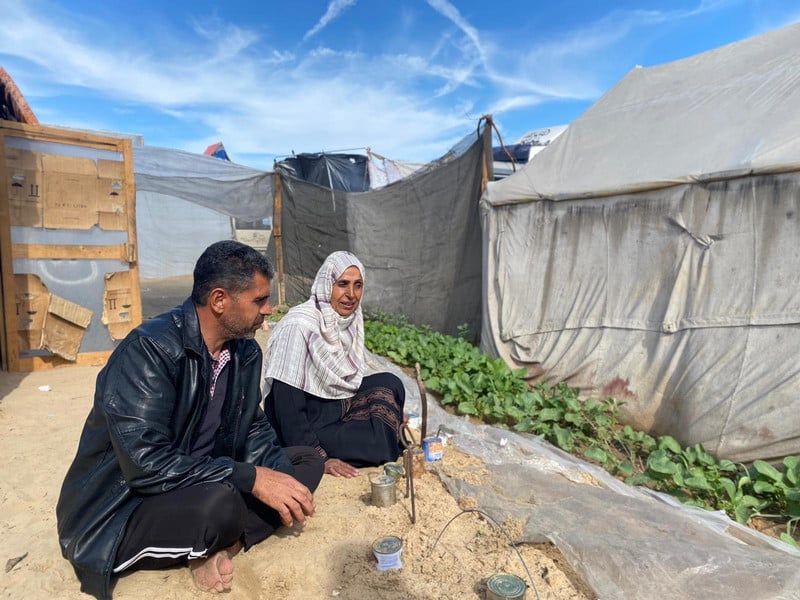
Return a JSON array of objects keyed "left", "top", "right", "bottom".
[{"left": 601, "top": 376, "right": 637, "bottom": 402}]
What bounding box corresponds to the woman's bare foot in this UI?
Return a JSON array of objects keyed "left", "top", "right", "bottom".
[{"left": 189, "top": 542, "right": 242, "bottom": 593}]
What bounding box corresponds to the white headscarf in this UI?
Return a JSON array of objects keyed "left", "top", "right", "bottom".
[{"left": 262, "top": 251, "right": 366, "bottom": 399}]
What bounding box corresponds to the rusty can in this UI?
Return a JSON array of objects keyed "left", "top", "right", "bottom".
[
  {"left": 486, "top": 573, "right": 527, "bottom": 600},
  {"left": 422, "top": 436, "right": 443, "bottom": 462}
]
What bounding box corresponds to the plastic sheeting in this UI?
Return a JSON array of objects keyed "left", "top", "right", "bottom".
[
  {"left": 369, "top": 353, "right": 800, "bottom": 600},
  {"left": 481, "top": 24, "right": 800, "bottom": 463},
  {"left": 272, "top": 126, "right": 489, "bottom": 339},
  {"left": 366, "top": 155, "right": 425, "bottom": 189},
  {"left": 133, "top": 145, "right": 273, "bottom": 222},
  {"left": 278, "top": 153, "right": 370, "bottom": 192},
  {"left": 132, "top": 145, "right": 274, "bottom": 279},
  {"left": 135, "top": 191, "right": 233, "bottom": 279}
]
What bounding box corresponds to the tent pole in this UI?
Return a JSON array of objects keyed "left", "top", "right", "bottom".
[
  {"left": 480, "top": 114, "right": 494, "bottom": 191},
  {"left": 273, "top": 171, "right": 286, "bottom": 308}
]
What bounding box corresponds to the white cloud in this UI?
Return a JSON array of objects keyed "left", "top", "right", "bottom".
[
  {"left": 190, "top": 17, "right": 261, "bottom": 64},
  {"left": 482, "top": 2, "right": 743, "bottom": 105},
  {"left": 425, "top": 0, "right": 488, "bottom": 65},
  {"left": 486, "top": 95, "right": 546, "bottom": 115},
  {"left": 3, "top": 0, "right": 793, "bottom": 164},
  {"left": 0, "top": 2, "right": 476, "bottom": 161},
  {"left": 303, "top": 0, "right": 358, "bottom": 41}
]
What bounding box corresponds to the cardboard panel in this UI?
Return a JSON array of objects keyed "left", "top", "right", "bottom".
[
  {"left": 97, "top": 158, "right": 124, "bottom": 179},
  {"left": 42, "top": 171, "right": 99, "bottom": 229},
  {"left": 41, "top": 294, "right": 93, "bottom": 361},
  {"left": 6, "top": 149, "right": 43, "bottom": 227},
  {"left": 47, "top": 294, "right": 93, "bottom": 328},
  {"left": 103, "top": 271, "right": 135, "bottom": 340},
  {"left": 0, "top": 123, "right": 139, "bottom": 371},
  {"left": 13, "top": 273, "right": 48, "bottom": 351},
  {"left": 13, "top": 275, "right": 94, "bottom": 361},
  {"left": 41, "top": 154, "right": 97, "bottom": 175},
  {"left": 97, "top": 176, "right": 126, "bottom": 231},
  {"left": 41, "top": 154, "right": 99, "bottom": 229},
  {"left": 97, "top": 210, "right": 127, "bottom": 231}
]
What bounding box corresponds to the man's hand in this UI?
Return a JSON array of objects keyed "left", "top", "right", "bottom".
[
  {"left": 251, "top": 466, "right": 315, "bottom": 527},
  {"left": 325, "top": 458, "right": 360, "bottom": 478}
]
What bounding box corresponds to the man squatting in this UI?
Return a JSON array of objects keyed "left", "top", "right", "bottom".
[{"left": 57, "top": 241, "right": 324, "bottom": 598}]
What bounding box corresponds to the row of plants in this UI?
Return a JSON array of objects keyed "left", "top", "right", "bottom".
[{"left": 363, "top": 311, "right": 800, "bottom": 546}]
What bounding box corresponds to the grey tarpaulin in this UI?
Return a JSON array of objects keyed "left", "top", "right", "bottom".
[
  {"left": 133, "top": 145, "right": 274, "bottom": 279},
  {"left": 368, "top": 353, "right": 800, "bottom": 600},
  {"left": 272, "top": 124, "right": 490, "bottom": 339},
  {"left": 481, "top": 23, "right": 800, "bottom": 462},
  {"left": 133, "top": 145, "right": 273, "bottom": 221}
]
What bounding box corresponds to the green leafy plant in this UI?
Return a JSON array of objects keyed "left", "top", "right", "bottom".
[{"left": 362, "top": 310, "right": 800, "bottom": 545}]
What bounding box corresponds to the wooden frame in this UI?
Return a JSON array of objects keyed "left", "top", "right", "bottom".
[{"left": 0, "top": 120, "right": 141, "bottom": 371}]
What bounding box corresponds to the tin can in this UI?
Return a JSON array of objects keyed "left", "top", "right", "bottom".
[
  {"left": 383, "top": 462, "right": 405, "bottom": 480},
  {"left": 422, "top": 436, "right": 443, "bottom": 462},
  {"left": 486, "top": 573, "right": 527, "bottom": 600},
  {"left": 370, "top": 474, "right": 397, "bottom": 507},
  {"left": 372, "top": 536, "right": 403, "bottom": 571},
  {"left": 406, "top": 411, "right": 421, "bottom": 430}
]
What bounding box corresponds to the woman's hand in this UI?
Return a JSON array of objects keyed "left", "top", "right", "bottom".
[{"left": 325, "top": 458, "right": 360, "bottom": 478}]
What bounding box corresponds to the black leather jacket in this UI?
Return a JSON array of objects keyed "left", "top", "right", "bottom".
[{"left": 56, "top": 299, "right": 291, "bottom": 599}]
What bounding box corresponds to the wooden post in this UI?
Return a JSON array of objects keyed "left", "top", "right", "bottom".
[
  {"left": 272, "top": 171, "right": 286, "bottom": 307},
  {"left": 415, "top": 362, "right": 429, "bottom": 442},
  {"left": 0, "top": 133, "right": 13, "bottom": 371},
  {"left": 480, "top": 114, "right": 494, "bottom": 192}
]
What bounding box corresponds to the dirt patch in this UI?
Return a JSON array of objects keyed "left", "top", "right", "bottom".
[{"left": 0, "top": 364, "right": 594, "bottom": 600}]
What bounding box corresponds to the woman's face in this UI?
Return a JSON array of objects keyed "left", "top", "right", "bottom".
[{"left": 330, "top": 265, "right": 363, "bottom": 317}]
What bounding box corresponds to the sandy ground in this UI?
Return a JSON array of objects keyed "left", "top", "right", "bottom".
[{"left": 0, "top": 325, "right": 594, "bottom": 600}]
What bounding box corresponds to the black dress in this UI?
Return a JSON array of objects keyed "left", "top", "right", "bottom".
[{"left": 265, "top": 372, "right": 406, "bottom": 467}]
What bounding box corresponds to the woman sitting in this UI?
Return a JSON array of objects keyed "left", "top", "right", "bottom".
[{"left": 263, "top": 251, "right": 406, "bottom": 478}]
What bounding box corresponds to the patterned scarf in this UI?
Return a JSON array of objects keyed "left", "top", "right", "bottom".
[{"left": 263, "top": 251, "right": 366, "bottom": 399}]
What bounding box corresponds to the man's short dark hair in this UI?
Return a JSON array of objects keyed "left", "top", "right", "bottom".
[{"left": 192, "top": 240, "right": 274, "bottom": 305}]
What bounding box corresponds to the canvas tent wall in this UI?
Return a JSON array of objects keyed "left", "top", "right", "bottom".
[
  {"left": 481, "top": 23, "right": 800, "bottom": 463},
  {"left": 133, "top": 145, "right": 274, "bottom": 280},
  {"left": 271, "top": 123, "right": 492, "bottom": 339}
]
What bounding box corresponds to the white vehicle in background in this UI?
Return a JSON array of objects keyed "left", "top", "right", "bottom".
[{"left": 492, "top": 124, "right": 568, "bottom": 179}]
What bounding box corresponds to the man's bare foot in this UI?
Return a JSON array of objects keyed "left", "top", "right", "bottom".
[{"left": 189, "top": 542, "right": 243, "bottom": 593}]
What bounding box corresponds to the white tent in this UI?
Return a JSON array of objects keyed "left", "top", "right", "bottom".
[{"left": 481, "top": 23, "right": 800, "bottom": 462}]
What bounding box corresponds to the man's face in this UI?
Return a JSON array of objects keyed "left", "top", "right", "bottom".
[
  {"left": 330, "top": 265, "right": 363, "bottom": 317},
  {"left": 220, "top": 272, "right": 272, "bottom": 340}
]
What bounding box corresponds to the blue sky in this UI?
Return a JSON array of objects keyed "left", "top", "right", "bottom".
[{"left": 2, "top": 0, "right": 798, "bottom": 169}]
